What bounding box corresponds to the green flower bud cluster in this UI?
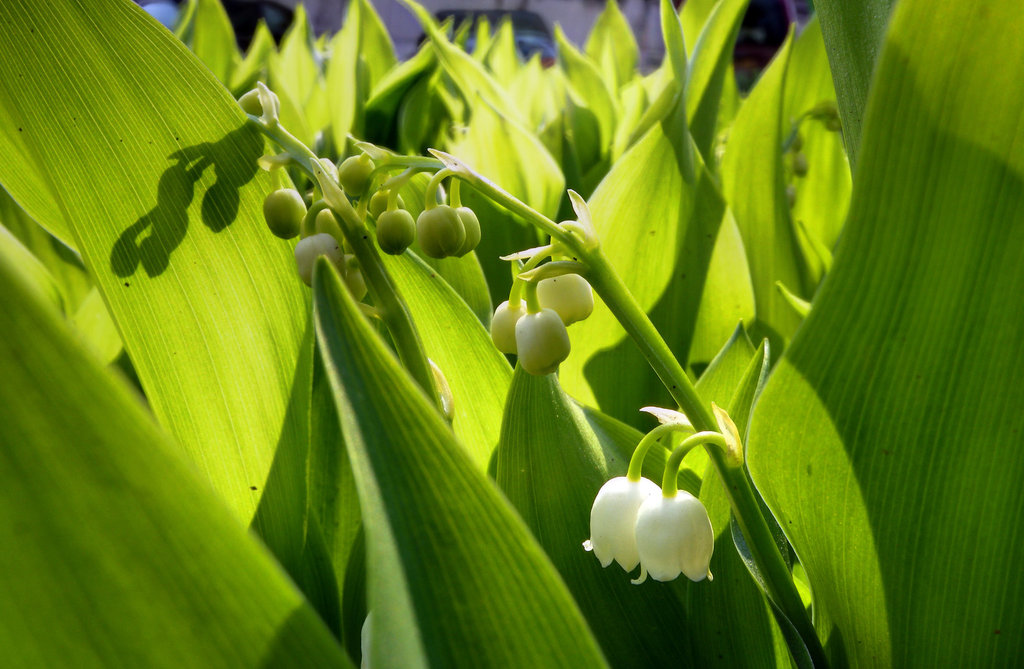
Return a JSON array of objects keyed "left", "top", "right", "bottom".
[{"left": 490, "top": 271, "right": 594, "bottom": 376}]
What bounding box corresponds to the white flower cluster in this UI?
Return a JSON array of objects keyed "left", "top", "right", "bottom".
[{"left": 583, "top": 476, "right": 714, "bottom": 584}]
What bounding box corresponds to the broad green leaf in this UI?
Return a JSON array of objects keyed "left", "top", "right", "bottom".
[
  {"left": 688, "top": 339, "right": 793, "bottom": 668},
  {"left": 312, "top": 259, "right": 608, "bottom": 668},
  {"left": 814, "top": 0, "right": 896, "bottom": 168},
  {"left": 783, "top": 18, "right": 852, "bottom": 270},
  {"left": 559, "top": 73, "right": 753, "bottom": 428},
  {"left": 0, "top": 0, "right": 309, "bottom": 529},
  {"left": 0, "top": 252, "right": 348, "bottom": 668},
  {"left": 229, "top": 20, "right": 275, "bottom": 95},
  {"left": 685, "top": 0, "right": 750, "bottom": 163},
  {"left": 188, "top": 0, "right": 239, "bottom": 84},
  {"left": 396, "top": 69, "right": 452, "bottom": 155},
  {"left": 1, "top": 189, "right": 123, "bottom": 361},
  {"left": 402, "top": 0, "right": 522, "bottom": 124},
  {"left": 326, "top": 0, "right": 395, "bottom": 148},
  {"left": 278, "top": 5, "right": 319, "bottom": 106},
  {"left": 721, "top": 32, "right": 809, "bottom": 347},
  {"left": 748, "top": 1, "right": 1024, "bottom": 665},
  {"left": 380, "top": 249, "right": 512, "bottom": 469},
  {"left": 585, "top": 0, "right": 639, "bottom": 92},
  {"left": 555, "top": 25, "right": 619, "bottom": 170},
  {"left": 364, "top": 43, "right": 435, "bottom": 147},
  {"left": 481, "top": 17, "right": 520, "bottom": 86},
  {"left": 268, "top": 54, "right": 316, "bottom": 148},
  {"left": 680, "top": 0, "right": 719, "bottom": 49},
  {"left": 0, "top": 222, "right": 65, "bottom": 313},
  {"left": 496, "top": 369, "right": 694, "bottom": 667},
  {"left": 70, "top": 286, "right": 124, "bottom": 364}
]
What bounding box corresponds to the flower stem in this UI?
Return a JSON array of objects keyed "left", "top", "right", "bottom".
[
  {"left": 584, "top": 247, "right": 827, "bottom": 667},
  {"left": 250, "top": 118, "right": 440, "bottom": 410},
  {"left": 661, "top": 432, "right": 726, "bottom": 496}
]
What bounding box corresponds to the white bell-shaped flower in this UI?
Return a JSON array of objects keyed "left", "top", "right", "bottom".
[
  {"left": 583, "top": 476, "right": 660, "bottom": 572},
  {"left": 634, "top": 491, "right": 714, "bottom": 583}
]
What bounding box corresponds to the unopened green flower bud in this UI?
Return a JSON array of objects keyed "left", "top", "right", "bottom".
[
  {"left": 262, "top": 188, "right": 306, "bottom": 239},
  {"left": 491, "top": 300, "right": 526, "bottom": 354},
  {"left": 314, "top": 208, "right": 344, "bottom": 240},
  {"left": 338, "top": 154, "right": 375, "bottom": 197},
  {"left": 368, "top": 189, "right": 405, "bottom": 219},
  {"left": 515, "top": 308, "right": 571, "bottom": 375},
  {"left": 537, "top": 274, "right": 594, "bottom": 325},
  {"left": 454, "top": 206, "right": 481, "bottom": 257},
  {"left": 416, "top": 205, "right": 466, "bottom": 259},
  {"left": 376, "top": 209, "right": 416, "bottom": 255}
]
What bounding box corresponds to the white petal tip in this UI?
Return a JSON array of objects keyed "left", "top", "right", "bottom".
[
  {"left": 582, "top": 540, "right": 593, "bottom": 552},
  {"left": 639, "top": 406, "right": 693, "bottom": 427}
]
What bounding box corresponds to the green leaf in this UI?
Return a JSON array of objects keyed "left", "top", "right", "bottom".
[
  {"left": 326, "top": 0, "right": 397, "bottom": 148},
  {"left": 229, "top": 20, "right": 276, "bottom": 95},
  {"left": 687, "top": 337, "right": 793, "bottom": 668},
  {"left": 721, "top": 32, "right": 809, "bottom": 347},
  {"left": 584, "top": 0, "right": 639, "bottom": 92},
  {"left": 748, "top": 1, "right": 1024, "bottom": 665},
  {"left": 0, "top": 250, "right": 349, "bottom": 668},
  {"left": 555, "top": 25, "right": 619, "bottom": 170},
  {"left": 312, "top": 259, "right": 608, "bottom": 668},
  {"left": 685, "top": 0, "right": 750, "bottom": 163},
  {"left": 480, "top": 17, "right": 520, "bottom": 86},
  {"left": 187, "top": 0, "right": 240, "bottom": 84},
  {"left": 0, "top": 221, "right": 65, "bottom": 313},
  {"left": 364, "top": 42, "right": 435, "bottom": 147},
  {"left": 814, "top": 0, "right": 896, "bottom": 168},
  {"left": 496, "top": 369, "right": 694, "bottom": 667},
  {"left": 380, "top": 249, "right": 511, "bottom": 469},
  {"left": 559, "top": 72, "right": 753, "bottom": 427},
  {"left": 0, "top": 0, "right": 309, "bottom": 528},
  {"left": 784, "top": 18, "right": 852, "bottom": 273}
]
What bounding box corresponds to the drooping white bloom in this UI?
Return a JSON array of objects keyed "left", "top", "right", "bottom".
[
  {"left": 634, "top": 491, "right": 714, "bottom": 583},
  {"left": 583, "top": 476, "right": 661, "bottom": 572}
]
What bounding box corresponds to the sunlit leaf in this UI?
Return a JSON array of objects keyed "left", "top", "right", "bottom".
[
  {"left": 584, "top": 0, "right": 639, "bottom": 92},
  {"left": 0, "top": 251, "right": 349, "bottom": 667},
  {"left": 496, "top": 369, "right": 694, "bottom": 666},
  {"left": 312, "top": 258, "right": 608, "bottom": 668},
  {"left": 0, "top": 0, "right": 311, "bottom": 545},
  {"left": 721, "top": 32, "right": 809, "bottom": 347},
  {"left": 749, "top": 1, "right": 1024, "bottom": 664}
]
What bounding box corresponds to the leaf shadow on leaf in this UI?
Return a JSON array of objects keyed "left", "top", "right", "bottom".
[{"left": 110, "top": 124, "right": 261, "bottom": 277}]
